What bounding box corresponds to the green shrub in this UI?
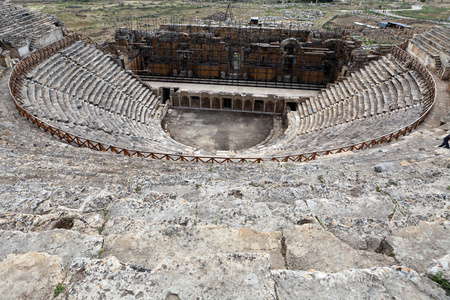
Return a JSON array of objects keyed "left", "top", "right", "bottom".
[
  {"left": 318, "top": 175, "right": 324, "bottom": 184},
  {"left": 54, "top": 283, "right": 64, "bottom": 296},
  {"left": 429, "top": 272, "right": 450, "bottom": 295}
]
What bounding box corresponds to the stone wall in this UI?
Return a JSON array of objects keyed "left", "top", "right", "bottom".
[
  {"left": 170, "top": 89, "right": 303, "bottom": 115},
  {"left": 0, "top": 48, "right": 12, "bottom": 68},
  {"left": 114, "top": 26, "right": 358, "bottom": 87},
  {"left": 406, "top": 26, "right": 450, "bottom": 81},
  {"left": 406, "top": 42, "right": 438, "bottom": 71}
]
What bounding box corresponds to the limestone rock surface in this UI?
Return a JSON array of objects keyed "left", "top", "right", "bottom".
[
  {"left": 0, "top": 252, "right": 64, "bottom": 300},
  {"left": 0, "top": 230, "right": 103, "bottom": 266},
  {"left": 273, "top": 266, "right": 449, "bottom": 300},
  {"left": 374, "top": 162, "right": 396, "bottom": 173},
  {"left": 386, "top": 220, "right": 450, "bottom": 273},
  {"left": 66, "top": 254, "right": 276, "bottom": 299},
  {"left": 427, "top": 254, "right": 450, "bottom": 282},
  {"left": 104, "top": 220, "right": 284, "bottom": 269},
  {"left": 0, "top": 69, "right": 449, "bottom": 299},
  {"left": 284, "top": 224, "right": 395, "bottom": 272}
]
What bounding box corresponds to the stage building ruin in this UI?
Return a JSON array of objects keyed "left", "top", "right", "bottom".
[{"left": 113, "top": 23, "right": 361, "bottom": 92}]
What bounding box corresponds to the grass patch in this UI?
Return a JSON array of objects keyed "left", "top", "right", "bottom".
[
  {"left": 317, "top": 175, "right": 325, "bottom": 184},
  {"left": 393, "top": 6, "right": 449, "bottom": 21},
  {"left": 98, "top": 226, "right": 104, "bottom": 234},
  {"left": 15, "top": 0, "right": 324, "bottom": 40},
  {"left": 54, "top": 283, "right": 65, "bottom": 296},
  {"left": 364, "top": 10, "right": 386, "bottom": 17},
  {"left": 98, "top": 210, "right": 109, "bottom": 235},
  {"left": 32, "top": 196, "right": 50, "bottom": 212},
  {"left": 365, "top": 38, "right": 380, "bottom": 46},
  {"left": 429, "top": 272, "right": 450, "bottom": 296}
]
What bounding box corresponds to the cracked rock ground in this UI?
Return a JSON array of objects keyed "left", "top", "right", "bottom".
[{"left": 0, "top": 68, "right": 449, "bottom": 299}]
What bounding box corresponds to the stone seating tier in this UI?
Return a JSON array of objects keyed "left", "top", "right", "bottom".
[
  {"left": 241, "top": 105, "right": 423, "bottom": 157},
  {"left": 296, "top": 53, "right": 427, "bottom": 137},
  {"left": 0, "top": 5, "right": 60, "bottom": 42},
  {"left": 409, "top": 26, "right": 450, "bottom": 58},
  {"left": 13, "top": 37, "right": 433, "bottom": 159}
]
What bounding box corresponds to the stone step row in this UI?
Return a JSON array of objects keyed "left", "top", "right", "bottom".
[
  {"left": 293, "top": 54, "right": 427, "bottom": 137},
  {"left": 23, "top": 80, "right": 189, "bottom": 153},
  {"left": 422, "top": 26, "right": 450, "bottom": 56},
  {"left": 241, "top": 104, "right": 424, "bottom": 156},
  {"left": 0, "top": 5, "right": 59, "bottom": 42},
  {"left": 299, "top": 55, "right": 409, "bottom": 119},
  {"left": 297, "top": 74, "right": 423, "bottom": 135},
  {"left": 409, "top": 26, "right": 450, "bottom": 58},
  {"left": 0, "top": 13, "right": 56, "bottom": 36},
  {"left": 421, "top": 33, "right": 450, "bottom": 56},
  {"left": 20, "top": 40, "right": 203, "bottom": 154},
  {"left": 29, "top": 45, "right": 160, "bottom": 124}
]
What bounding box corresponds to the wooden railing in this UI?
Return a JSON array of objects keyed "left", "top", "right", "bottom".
[{"left": 9, "top": 34, "right": 436, "bottom": 163}]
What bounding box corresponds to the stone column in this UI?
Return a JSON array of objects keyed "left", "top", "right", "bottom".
[{"left": 0, "top": 50, "right": 13, "bottom": 68}]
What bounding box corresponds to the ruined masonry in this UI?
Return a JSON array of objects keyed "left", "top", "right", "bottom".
[{"left": 0, "top": 4, "right": 449, "bottom": 300}]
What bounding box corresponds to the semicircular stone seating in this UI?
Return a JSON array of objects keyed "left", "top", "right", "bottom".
[
  {"left": 0, "top": 4, "right": 65, "bottom": 56},
  {"left": 19, "top": 40, "right": 196, "bottom": 154},
  {"left": 16, "top": 38, "right": 433, "bottom": 159},
  {"left": 239, "top": 52, "right": 432, "bottom": 157}
]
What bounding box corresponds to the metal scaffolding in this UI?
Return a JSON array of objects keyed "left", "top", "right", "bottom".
[{"left": 116, "top": 18, "right": 349, "bottom": 90}]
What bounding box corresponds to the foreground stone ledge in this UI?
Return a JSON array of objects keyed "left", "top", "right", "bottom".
[
  {"left": 66, "top": 254, "right": 276, "bottom": 299},
  {"left": 103, "top": 223, "right": 285, "bottom": 269},
  {"left": 272, "top": 266, "right": 449, "bottom": 299},
  {"left": 427, "top": 254, "right": 450, "bottom": 282},
  {"left": 0, "top": 229, "right": 103, "bottom": 266},
  {"left": 0, "top": 252, "right": 64, "bottom": 300},
  {"left": 386, "top": 220, "right": 450, "bottom": 274},
  {"left": 284, "top": 224, "right": 395, "bottom": 272}
]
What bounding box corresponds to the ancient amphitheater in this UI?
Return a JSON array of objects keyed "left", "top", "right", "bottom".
[{"left": 0, "top": 3, "right": 449, "bottom": 300}]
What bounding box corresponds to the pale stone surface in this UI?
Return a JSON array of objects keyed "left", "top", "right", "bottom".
[
  {"left": 427, "top": 254, "right": 450, "bottom": 282},
  {"left": 0, "top": 212, "right": 42, "bottom": 232},
  {"left": 0, "top": 230, "right": 103, "bottom": 266},
  {"left": 374, "top": 162, "right": 396, "bottom": 173},
  {"left": 107, "top": 195, "right": 310, "bottom": 232},
  {"left": 284, "top": 224, "right": 395, "bottom": 272},
  {"left": 0, "top": 252, "right": 64, "bottom": 300},
  {"left": 0, "top": 66, "right": 449, "bottom": 298},
  {"left": 104, "top": 221, "right": 285, "bottom": 269},
  {"left": 0, "top": 211, "right": 104, "bottom": 235},
  {"left": 66, "top": 254, "right": 276, "bottom": 299},
  {"left": 295, "top": 194, "right": 394, "bottom": 219},
  {"left": 273, "top": 266, "right": 449, "bottom": 300},
  {"left": 386, "top": 220, "right": 450, "bottom": 273},
  {"left": 145, "top": 80, "right": 319, "bottom": 98},
  {"left": 322, "top": 216, "right": 393, "bottom": 251}
]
